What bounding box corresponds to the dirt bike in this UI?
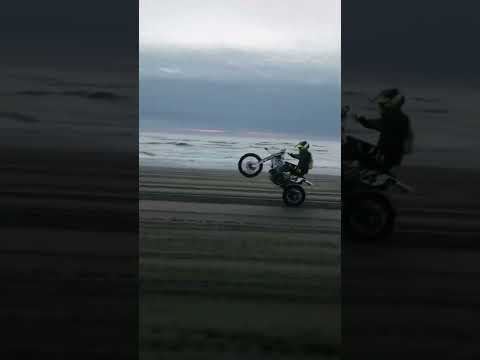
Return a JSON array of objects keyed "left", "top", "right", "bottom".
[
  {"left": 342, "top": 105, "right": 414, "bottom": 241},
  {"left": 238, "top": 147, "right": 313, "bottom": 207}
]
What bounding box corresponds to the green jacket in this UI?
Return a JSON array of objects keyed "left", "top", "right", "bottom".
[{"left": 289, "top": 149, "right": 312, "bottom": 175}]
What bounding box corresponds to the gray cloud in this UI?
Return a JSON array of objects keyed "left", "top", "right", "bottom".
[
  {"left": 140, "top": 0, "right": 340, "bottom": 58},
  {"left": 140, "top": 48, "right": 339, "bottom": 84},
  {"left": 140, "top": 0, "right": 340, "bottom": 137}
]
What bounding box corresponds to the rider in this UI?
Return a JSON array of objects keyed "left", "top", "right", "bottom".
[
  {"left": 287, "top": 140, "right": 313, "bottom": 177},
  {"left": 352, "top": 88, "right": 413, "bottom": 173}
]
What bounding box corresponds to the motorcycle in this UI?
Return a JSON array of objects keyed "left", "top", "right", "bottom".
[
  {"left": 238, "top": 147, "right": 313, "bottom": 207},
  {"left": 342, "top": 105, "right": 414, "bottom": 241}
]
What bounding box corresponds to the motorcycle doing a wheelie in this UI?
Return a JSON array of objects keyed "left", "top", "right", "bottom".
[
  {"left": 238, "top": 147, "right": 313, "bottom": 206},
  {"left": 342, "top": 105, "right": 414, "bottom": 241}
]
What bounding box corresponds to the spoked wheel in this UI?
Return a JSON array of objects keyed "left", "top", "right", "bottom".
[
  {"left": 345, "top": 191, "right": 395, "bottom": 241},
  {"left": 238, "top": 153, "right": 263, "bottom": 177},
  {"left": 283, "top": 184, "right": 306, "bottom": 207}
]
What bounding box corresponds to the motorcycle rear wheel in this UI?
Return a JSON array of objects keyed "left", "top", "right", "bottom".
[
  {"left": 283, "top": 184, "right": 306, "bottom": 207},
  {"left": 344, "top": 191, "right": 395, "bottom": 241}
]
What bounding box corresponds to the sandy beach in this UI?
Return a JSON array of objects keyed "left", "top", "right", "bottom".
[
  {"left": 4, "top": 149, "right": 476, "bottom": 358},
  {"left": 140, "top": 166, "right": 341, "bottom": 359},
  {"left": 0, "top": 147, "right": 138, "bottom": 357},
  {"left": 343, "top": 165, "right": 480, "bottom": 358}
]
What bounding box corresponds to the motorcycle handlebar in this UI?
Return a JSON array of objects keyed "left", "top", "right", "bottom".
[{"left": 264, "top": 147, "right": 286, "bottom": 154}]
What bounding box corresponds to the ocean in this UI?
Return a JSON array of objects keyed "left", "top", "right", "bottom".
[
  {"left": 139, "top": 131, "right": 341, "bottom": 176},
  {"left": 140, "top": 83, "right": 479, "bottom": 176}
]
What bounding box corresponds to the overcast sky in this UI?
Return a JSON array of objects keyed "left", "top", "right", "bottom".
[
  {"left": 139, "top": 0, "right": 340, "bottom": 137},
  {"left": 140, "top": 0, "right": 340, "bottom": 59}
]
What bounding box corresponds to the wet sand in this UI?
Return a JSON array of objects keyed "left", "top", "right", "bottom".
[
  {"left": 0, "top": 147, "right": 138, "bottom": 357},
  {"left": 4, "top": 152, "right": 475, "bottom": 358},
  {"left": 343, "top": 165, "right": 480, "bottom": 359},
  {"left": 140, "top": 166, "right": 341, "bottom": 359}
]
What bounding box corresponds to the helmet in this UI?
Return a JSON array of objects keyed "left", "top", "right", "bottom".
[
  {"left": 296, "top": 140, "right": 310, "bottom": 151},
  {"left": 371, "top": 88, "right": 405, "bottom": 110}
]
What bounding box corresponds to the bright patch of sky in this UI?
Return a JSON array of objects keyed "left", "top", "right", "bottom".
[{"left": 140, "top": 0, "right": 340, "bottom": 62}]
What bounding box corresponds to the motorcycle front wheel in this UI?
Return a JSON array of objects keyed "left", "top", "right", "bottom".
[
  {"left": 238, "top": 153, "right": 263, "bottom": 177},
  {"left": 283, "top": 184, "right": 306, "bottom": 207}
]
